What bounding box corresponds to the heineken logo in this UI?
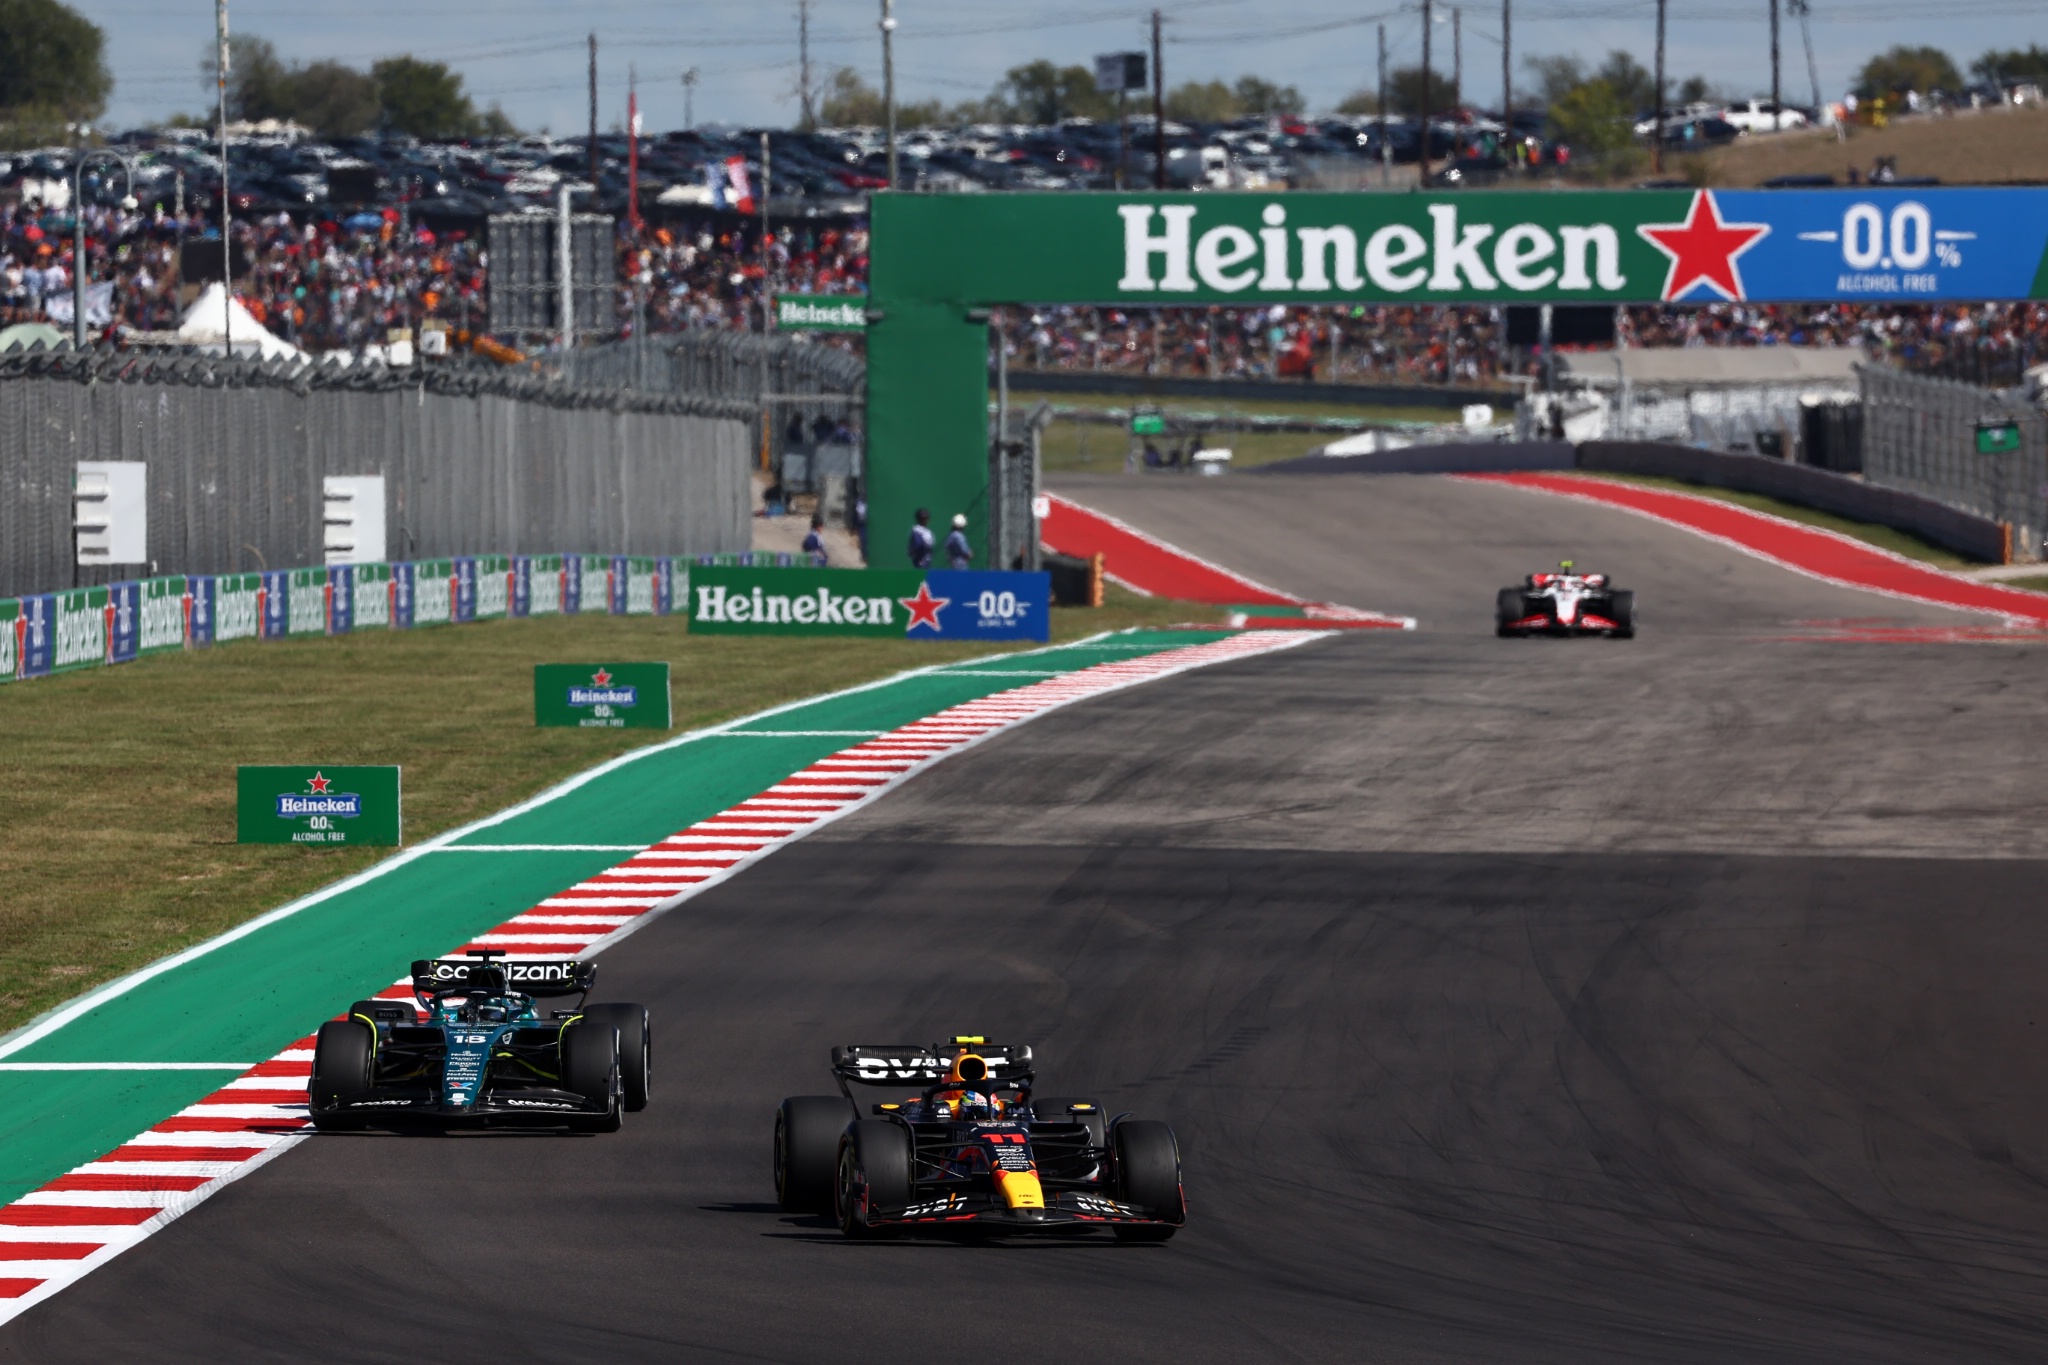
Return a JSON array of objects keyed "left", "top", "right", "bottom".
[
  {"left": 696, "top": 583, "right": 900, "bottom": 627},
  {"left": 898, "top": 581, "right": 948, "bottom": 633},
  {"left": 276, "top": 771, "right": 360, "bottom": 818},
  {"left": 1119, "top": 201, "right": 1629, "bottom": 298},
  {"left": 568, "top": 667, "right": 637, "bottom": 707},
  {"left": 1637, "top": 191, "right": 1769, "bottom": 302},
  {"left": 774, "top": 295, "right": 867, "bottom": 331}
]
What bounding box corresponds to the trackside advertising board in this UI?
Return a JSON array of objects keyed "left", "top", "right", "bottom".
[
  {"left": 687, "top": 567, "right": 1049, "bottom": 640},
  {"left": 236, "top": 765, "right": 402, "bottom": 846},
  {"left": 533, "top": 662, "right": 673, "bottom": 729}
]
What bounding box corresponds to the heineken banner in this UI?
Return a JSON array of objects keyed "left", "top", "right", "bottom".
[
  {"left": 216, "top": 573, "right": 261, "bottom": 644},
  {"left": 287, "top": 567, "right": 328, "bottom": 637},
  {"left": 873, "top": 189, "right": 2048, "bottom": 308},
  {"left": 237, "top": 765, "right": 402, "bottom": 846},
  {"left": 52, "top": 587, "right": 109, "bottom": 672},
  {"left": 414, "top": 559, "right": 454, "bottom": 627},
  {"left": 774, "top": 295, "right": 867, "bottom": 331},
  {"left": 475, "top": 555, "right": 511, "bottom": 620},
  {"left": 533, "top": 662, "right": 672, "bottom": 729},
  {"left": 107, "top": 581, "right": 139, "bottom": 664},
  {"left": 17, "top": 595, "right": 51, "bottom": 677},
  {"left": 687, "top": 566, "right": 1049, "bottom": 640},
  {"left": 139, "top": 577, "right": 188, "bottom": 655},
  {"left": 0, "top": 598, "right": 16, "bottom": 681}
]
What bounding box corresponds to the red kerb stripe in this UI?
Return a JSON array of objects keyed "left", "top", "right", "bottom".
[{"left": 0, "top": 1206, "right": 159, "bottom": 1227}]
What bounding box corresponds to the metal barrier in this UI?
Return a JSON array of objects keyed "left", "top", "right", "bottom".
[
  {"left": 1859, "top": 366, "right": 2047, "bottom": 561},
  {"left": 562, "top": 331, "right": 865, "bottom": 404},
  {"left": 0, "top": 346, "right": 753, "bottom": 599}
]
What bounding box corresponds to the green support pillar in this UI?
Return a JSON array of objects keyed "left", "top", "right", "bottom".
[{"left": 864, "top": 298, "right": 988, "bottom": 570}]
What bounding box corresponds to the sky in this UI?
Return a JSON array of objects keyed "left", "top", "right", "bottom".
[{"left": 79, "top": 0, "right": 2046, "bottom": 135}]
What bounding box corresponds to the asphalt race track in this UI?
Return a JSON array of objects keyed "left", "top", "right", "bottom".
[{"left": 10, "top": 472, "right": 2048, "bottom": 1362}]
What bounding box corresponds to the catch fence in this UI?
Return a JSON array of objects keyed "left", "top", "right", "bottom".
[
  {"left": 0, "top": 346, "right": 754, "bottom": 599},
  {"left": 1859, "top": 366, "right": 2048, "bottom": 561}
]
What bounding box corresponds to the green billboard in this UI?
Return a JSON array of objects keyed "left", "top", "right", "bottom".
[
  {"left": 236, "top": 765, "right": 402, "bottom": 846},
  {"left": 686, "top": 565, "right": 922, "bottom": 636},
  {"left": 533, "top": 662, "right": 672, "bottom": 729}
]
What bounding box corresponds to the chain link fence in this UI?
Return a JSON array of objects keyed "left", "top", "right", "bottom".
[
  {"left": 1859, "top": 365, "right": 2048, "bottom": 560},
  {"left": 0, "top": 346, "right": 753, "bottom": 599}
]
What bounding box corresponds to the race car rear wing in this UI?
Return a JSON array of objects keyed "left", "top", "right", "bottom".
[
  {"left": 831, "top": 1041, "right": 1035, "bottom": 1089},
  {"left": 410, "top": 957, "right": 596, "bottom": 1000}
]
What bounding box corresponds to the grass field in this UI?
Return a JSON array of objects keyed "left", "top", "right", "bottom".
[
  {"left": 1692, "top": 102, "right": 2048, "bottom": 187},
  {"left": 0, "top": 588, "right": 1219, "bottom": 1036},
  {"left": 1028, "top": 393, "right": 1506, "bottom": 475},
  {"left": 1580, "top": 471, "right": 1981, "bottom": 570}
]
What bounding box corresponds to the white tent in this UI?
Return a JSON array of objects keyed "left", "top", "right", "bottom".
[{"left": 176, "top": 283, "right": 308, "bottom": 363}]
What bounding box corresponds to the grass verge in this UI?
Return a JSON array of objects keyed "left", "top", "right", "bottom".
[
  {"left": 1577, "top": 471, "right": 1982, "bottom": 571},
  {"left": 0, "top": 585, "right": 1219, "bottom": 1035}
]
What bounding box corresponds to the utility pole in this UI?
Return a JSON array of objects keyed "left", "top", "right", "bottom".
[
  {"left": 1789, "top": 0, "right": 1821, "bottom": 114},
  {"left": 1501, "top": 0, "right": 1511, "bottom": 147},
  {"left": 1419, "top": 0, "right": 1432, "bottom": 181},
  {"left": 880, "top": 0, "right": 898, "bottom": 189},
  {"left": 1769, "top": 0, "right": 1782, "bottom": 130},
  {"left": 798, "top": 0, "right": 815, "bottom": 131},
  {"left": 1453, "top": 7, "right": 1462, "bottom": 112},
  {"left": 681, "top": 67, "right": 698, "bottom": 129},
  {"left": 627, "top": 64, "right": 640, "bottom": 230},
  {"left": 558, "top": 181, "right": 573, "bottom": 354},
  {"left": 1151, "top": 9, "right": 1165, "bottom": 190},
  {"left": 1117, "top": 88, "right": 1128, "bottom": 189},
  {"left": 1654, "top": 0, "right": 1666, "bottom": 172},
  {"left": 587, "top": 34, "right": 599, "bottom": 190},
  {"left": 1377, "top": 24, "right": 1390, "bottom": 187},
  {"left": 215, "top": 0, "right": 231, "bottom": 357},
  {"left": 760, "top": 130, "right": 773, "bottom": 471}
]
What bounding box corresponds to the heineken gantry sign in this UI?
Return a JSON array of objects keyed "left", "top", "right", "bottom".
[
  {"left": 237, "top": 765, "right": 402, "bottom": 846},
  {"left": 774, "top": 295, "right": 867, "bottom": 331},
  {"left": 687, "top": 566, "right": 1048, "bottom": 640},
  {"left": 861, "top": 187, "right": 2048, "bottom": 579}
]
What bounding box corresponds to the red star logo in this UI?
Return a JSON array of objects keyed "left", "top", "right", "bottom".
[
  {"left": 1636, "top": 191, "right": 1770, "bottom": 302},
  {"left": 591, "top": 668, "right": 613, "bottom": 686},
  {"left": 306, "top": 772, "right": 332, "bottom": 794},
  {"left": 897, "top": 581, "right": 950, "bottom": 633}
]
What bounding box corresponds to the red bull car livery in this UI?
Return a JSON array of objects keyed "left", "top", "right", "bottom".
[{"left": 773, "top": 1038, "right": 1186, "bottom": 1240}]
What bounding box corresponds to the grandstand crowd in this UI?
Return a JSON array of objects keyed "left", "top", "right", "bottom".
[{"left": 3, "top": 199, "right": 2043, "bottom": 384}]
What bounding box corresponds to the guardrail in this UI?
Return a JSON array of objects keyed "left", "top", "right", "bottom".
[{"left": 0, "top": 551, "right": 807, "bottom": 685}]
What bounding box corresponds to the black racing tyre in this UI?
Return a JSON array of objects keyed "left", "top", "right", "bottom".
[
  {"left": 776, "top": 1095, "right": 853, "bottom": 1215},
  {"left": 836, "top": 1120, "right": 913, "bottom": 1238},
  {"left": 347, "top": 998, "right": 414, "bottom": 1026},
  {"left": 1606, "top": 590, "right": 1636, "bottom": 638},
  {"left": 309, "top": 1018, "right": 374, "bottom": 1130},
  {"left": 1112, "top": 1119, "right": 1185, "bottom": 1243},
  {"left": 1495, "top": 587, "right": 1525, "bottom": 636},
  {"left": 560, "top": 1018, "right": 622, "bottom": 1132},
  {"left": 580, "top": 1003, "right": 650, "bottom": 1111}
]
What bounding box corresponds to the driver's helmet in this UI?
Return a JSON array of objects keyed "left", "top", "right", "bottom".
[
  {"left": 475, "top": 1004, "right": 507, "bottom": 1023},
  {"left": 936, "top": 1051, "right": 1005, "bottom": 1119}
]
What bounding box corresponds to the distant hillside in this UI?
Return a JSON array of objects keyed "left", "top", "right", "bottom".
[{"left": 1688, "top": 103, "right": 2048, "bottom": 187}]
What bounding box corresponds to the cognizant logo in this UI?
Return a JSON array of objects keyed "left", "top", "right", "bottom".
[
  {"left": 1116, "top": 203, "right": 1628, "bottom": 296},
  {"left": 695, "top": 584, "right": 898, "bottom": 626}
]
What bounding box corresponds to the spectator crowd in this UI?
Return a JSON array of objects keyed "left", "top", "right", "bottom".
[{"left": 3, "top": 195, "right": 2044, "bottom": 388}]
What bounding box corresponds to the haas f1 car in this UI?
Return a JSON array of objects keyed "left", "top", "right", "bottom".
[
  {"left": 774, "top": 1038, "right": 1186, "bottom": 1241},
  {"left": 1497, "top": 561, "right": 1635, "bottom": 638},
  {"left": 307, "top": 951, "right": 649, "bottom": 1131}
]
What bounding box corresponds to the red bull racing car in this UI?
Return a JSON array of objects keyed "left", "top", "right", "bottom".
[
  {"left": 773, "top": 1038, "right": 1186, "bottom": 1241},
  {"left": 1497, "top": 561, "right": 1635, "bottom": 637}
]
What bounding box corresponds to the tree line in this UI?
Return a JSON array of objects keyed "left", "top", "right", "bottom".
[{"left": 213, "top": 36, "right": 514, "bottom": 140}]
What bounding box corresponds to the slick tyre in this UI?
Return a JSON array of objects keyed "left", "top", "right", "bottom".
[
  {"left": 309, "top": 1018, "right": 374, "bottom": 1131},
  {"left": 581, "top": 1003, "right": 651, "bottom": 1111},
  {"left": 561, "top": 1018, "right": 623, "bottom": 1133},
  {"left": 836, "top": 1120, "right": 913, "bottom": 1238},
  {"left": 776, "top": 1096, "right": 853, "bottom": 1215},
  {"left": 1496, "top": 587, "right": 1525, "bottom": 637},
  {"left": 1607, "top": 590, "right": 1636, "bottom": 639},
  {"left": 1111, "top": 1120, "right": 1185, "bottom": 1243}
]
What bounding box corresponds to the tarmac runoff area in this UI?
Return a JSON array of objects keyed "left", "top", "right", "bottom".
[{"left": 8, "top": 472, "right": 2048, "bottom": 1360}]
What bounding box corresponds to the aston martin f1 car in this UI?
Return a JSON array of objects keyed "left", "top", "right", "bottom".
[
  {"left": 306, "top": 951, "right": 650, "bottom": 1131},
  {"left": 773, "top": 1038, "right": 1186, "bottom": 1241},
  {"left": 1497, "top": 561, "right": 1635, "bottom": 637}
]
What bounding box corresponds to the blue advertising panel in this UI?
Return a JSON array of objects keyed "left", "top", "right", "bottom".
[
  {"left": 107, "top": 581, "right": 140, "bottom": 664},
  {"left": 391, "top": 562, "right": 415, "bottom": 629},
  {"left": 326, "top": 565, "right": 353, "bottom": 635},
  {"left": 18, "top": 595, "right": 52, "bottom": 677},
  {"left": 452, "top": 557, "right": 477, "bottom": 623},
  {"left": 607, "top": 556, "right": 629, "bottom": 615},
  {"left": 186, "top": 575, "right": 215, "bottom": 647},
  {"left": 511, "top": 556, "right": 532, "bottom": 618},
  {"left": 563, "top": 555, "right": 584, "bottom": 615},
  {"left": 260, "top": 570, "right": 290, "bottom": 640},
  {"left": 655, "top": 557, "right": 675, "bottom": 615},
  {"left": 922, "top": 571, "right": 1050, "bottom": 641}
]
